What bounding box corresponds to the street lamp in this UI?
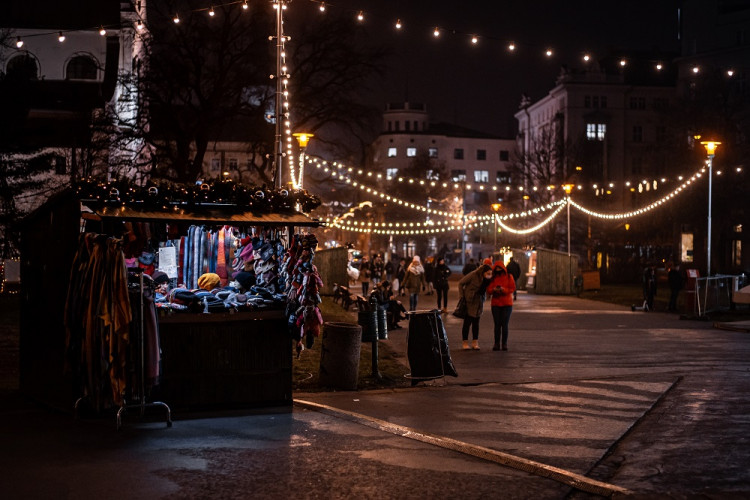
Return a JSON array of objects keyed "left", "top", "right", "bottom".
[
  {"left": 700, "top": 139, "right": 720, "bottom": 276},
  {"left": 562, "top": 184, "right": 574, "bottom": 256},
  {"left": 293, "top": 132, "right": 313, "bottom": 189},
  {"left": 491, "top": 203, "right": 502, "bottom": 250}
]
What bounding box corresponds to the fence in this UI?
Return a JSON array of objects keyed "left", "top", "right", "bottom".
[{"left": 694, "top": 275, "right": 743, "bottom": 316}]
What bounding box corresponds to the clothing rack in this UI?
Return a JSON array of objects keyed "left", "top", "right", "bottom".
[{"left": 116, "top": 268, "right": 172, "bottom": 430}]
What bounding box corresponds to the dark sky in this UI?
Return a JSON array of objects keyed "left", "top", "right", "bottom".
[{"left": 341, "top": 0, "right": 682, "bottom": 137}]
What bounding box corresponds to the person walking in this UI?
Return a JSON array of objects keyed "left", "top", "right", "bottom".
[
  {"left": 371, "top": 254, "right": 385, "bottom": 287},
  {"left": 396, "top": 258, "right": 407, "bottom": 296},
  {"left": 643, "top": 263, "right": 657, "bottom": 311},
  {"left": 384, "top": 258, "right": 394, "bottom": 282},
  {"left": 434, "top": 257, "right": 452, "bottom": 312},
  {"left": 462, "top": 258, "right": 478, "bottom": 276},
  {"left": 402, "top": 255, "right": 427, "bottom": 311},
  {"left": 359, "top": 255, "right": 371, "bottom": 296},
  {"left": 457, "top": 262, "right": 493, "bottom": 350},
  {"left": 506, "top": 256, "right": 521, "bottom": 300},
  {"left": 486, "top": 260, "right": 516, "bottom": 351},
  {"left": 667, "top": 263, "right": 684, "bottom": 312},
  {"left": 424, "top": 257, "right": 435, "bottom": 295}
]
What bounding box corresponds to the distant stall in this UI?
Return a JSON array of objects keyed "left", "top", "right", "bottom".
[{"left": 524, "top": 248, "right": 580, "bottom": 295}]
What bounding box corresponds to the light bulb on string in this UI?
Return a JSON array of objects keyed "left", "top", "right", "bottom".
[
  {"left": 243, "top": 1, "right": 249, "bottom": 10},
  {"left": 136, "top": 20, "right": 144, "bottom": 31},
  {"left": 209, "top": 6, "right": 215, "bottom": 17},
  {"left": 58, "top": 31, "right": 66, "bottom": 42},
  {"left": 357, "top": 11, "right": 364, "bottom": 22},
  {"left": 619, "top": 59, "right": 627, "bottom": 66},
  {"left": 545, "top": 49, "right": 553, "bottom": 57},
  {"left": 99, "top": 26, "right": 107, "bottom": 36},
  {"left": 433, "top": 27, "right": 441, "bottom": 37},
  {"left": 318, "top": 2, "right": 325, "bottom": 12},
  {"left": 727, "top": 69, "right": 734, "bottom": 77},
  {"left": 583, "top": 54, "right": 590, "bottom": 62},
  {"left": 173, "top": 14, "right": 180, "bottom": 23},
  {"left": 508, "top": 42, "right": 515, "bottom": 51},
  {"left": 395, "top": 19, "right": 402, "bottom": 29},
  {"left": 15, "top": 37, "right": 23, "bottom": 48},
  {"left": 471, "top": 35, "right": 478, "bottom": 44}
]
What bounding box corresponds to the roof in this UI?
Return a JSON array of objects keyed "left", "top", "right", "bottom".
[{"left": 81, "top": 203, "right": 321, "bottom": 226}]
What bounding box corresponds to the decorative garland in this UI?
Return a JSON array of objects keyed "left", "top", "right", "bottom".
[{"left": 75, "top": 177, "right": 322, "bottom": 213}]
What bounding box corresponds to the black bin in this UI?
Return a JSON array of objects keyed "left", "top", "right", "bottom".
[
  {"left": 407, "top": 310, "right": 458, "bottom": 383},
  {"left": 319, "top": 322, "right": 362, "bottom": 390}
]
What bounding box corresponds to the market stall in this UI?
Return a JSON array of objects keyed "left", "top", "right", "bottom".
[{"left": 20, "top": 182, "right": 322, "bottom": 413}]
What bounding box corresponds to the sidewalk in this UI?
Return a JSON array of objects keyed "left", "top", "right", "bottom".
[{"left": 2, "top": 289, "right": 750, "bottom": 498}]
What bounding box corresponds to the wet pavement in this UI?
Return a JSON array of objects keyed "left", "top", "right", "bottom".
[{"left": 2, "top": 289, "right": 750, "bottom": 499}]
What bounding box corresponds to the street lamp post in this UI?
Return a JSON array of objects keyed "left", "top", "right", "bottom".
[
  {"left": 562, "top": 184, "right": 574, "bottom": 256},
  {"left": 700, "top": 140, "right": 721, "bottom": 276},
  {"left": 491, "top": 203, "right": 501, "bottom": 250},
  {"left": 293, "top": 132, "right": 313, "bottom": 189}
]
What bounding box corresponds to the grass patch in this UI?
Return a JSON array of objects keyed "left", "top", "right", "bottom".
[{"left": 292, "top": 296, "right": 411, "bottom": 392}]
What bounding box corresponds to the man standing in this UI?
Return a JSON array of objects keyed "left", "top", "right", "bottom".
[
  {"left": 506, "top": 257, "right": 521, "bottom": 300},
  {"left": 667, "top": 263, "right": 684, "bottom": 312}
]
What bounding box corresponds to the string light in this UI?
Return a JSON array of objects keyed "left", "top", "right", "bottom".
[
  {"left": 471, "top": 35, "right": 479, "bottom": 44},
  {"left": 99, "top": 26, "right": 107, "bottom": 36},
  {"left": 433, "top": 27, "right": 441, "bottom": 37},
  {"left": 16, "top": 37, "right": 23, "bottom": 48},
  {"left": 545, "top": 49, "right": 553, "bottom": 57},
  {"left": 395, "top": 19, "right": 402, "bottom": 29},
  {"left": 173, "top": 13, "right": 180, "bottom": 24},
  {"left": 497, "top": 203, "right": 565, "bottom": 234},
  {"left": 209, "top": 6, "right": 216, "bottom": 17},
  {"left": 508, "top": 42, "right": 515, "bottom": 51},
  {"left": 58, "top": 32, "right": 66, "bottom": 42},
  {"left": 357, "top": 11, "right": 364, "bottom": 22},
  {"left": 243, "top": 1, "right": 249, "bottom": 10}
]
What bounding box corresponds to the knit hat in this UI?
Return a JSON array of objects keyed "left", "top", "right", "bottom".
[
  {"left": 483, "top": 258, "right": 493, "bottom": 266},
  {"left": 151, "top": 271, "right": 170, "bottom": 285},
  {"left": 198, "top": 273, "right": 221, "bottom": 291}
]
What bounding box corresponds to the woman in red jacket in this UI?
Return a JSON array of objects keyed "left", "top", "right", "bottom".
[{"left": 486, "top": 260, "right": 516, "bottom": 351}]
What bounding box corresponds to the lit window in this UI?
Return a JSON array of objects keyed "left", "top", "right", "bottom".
[
  {"left": 586, "top": 123, "right": 606, "bottom": 141},
  {"left": 407, "top": 147, "right": 417, "bottom": 157},
  {"left": 474, "top": 170, "right": 489, "bottom": 183},
  {"left": 428, "top": 147, "right": 438, "bottom": 158},
  {"left": 451, "top": 169, "right": 466, "bottom": 182},
  {"left": 387, "top": 147, "right": 397, "bottom": 158},
  {"left": 597, "top": 124, "right": 606, "bottom": 140},
  {"left": 210, "top": 159, "right": 220, "bottom": 172},
  {"left": 496, "top": 172, "right": 511, "bottom": 184},
  {"left": 386, "top": 168, "right": 398, "bottom": 178}
]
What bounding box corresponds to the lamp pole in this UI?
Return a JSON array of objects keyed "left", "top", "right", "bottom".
[
  {"left": 700, "top": 140, "right": 720, "bottom": 277},
  {"left": 273, "top": 0, "right": 286, "bottom": 189},
  {"left": 293, "top": 133, "right": 313, "bottom": 189},
  {"left": 491, "top": 203, "right": 501, "bottom": 250},
  {"left": 562, "top": 184, "right": 574, "bottom": 256}
]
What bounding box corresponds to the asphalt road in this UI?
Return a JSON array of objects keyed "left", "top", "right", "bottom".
[{"left": 1, "top": 290, "right": 749, "bottom": 499}]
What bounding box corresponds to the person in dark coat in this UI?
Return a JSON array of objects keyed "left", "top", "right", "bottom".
[
  {"left": 667, "top": 264, "right": 684, "bottom": 312},
  {"left": 370, "top": 280, "right": 407, "bottom": 329},
  {"left": 462, "top": 258, "right": 478, "bottom": 276},
  {"left": 434, "top": 257, "right": 452, "bottom": 312},
  {"left": 506, "top": 257, "right": 521, "bottom": 300},
  {"left": 424, "top": 256, "right": 435, "bottom": 295},
  {"left": 643, "top": 264, "right": 657, "bottom": 311},
  {"left": 396, "top": 258, "right": 407, "bottom": 296},
  {"left": 457, "top": 263, "right": 492, "bottom": 350}
]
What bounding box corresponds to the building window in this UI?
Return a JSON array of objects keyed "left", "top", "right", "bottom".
[
  {"left": 632, "top": 126, "right": 643, "bottom": 142},
  {"left": 600, "top": 96, "right": 607, "bottom": 108},
  {"left": 499, "top": 150, "right": 509, "bottom": 161},
  {"left": 476, "top": 149, "right": 486, "bottom": 161},
  {"left": 405, "top": 121, "right": 411, "bottom": 131},
  {"left": 629, "top": 97, "right": 646, "bottom": 110},
  {"left": 451, "top": 169, "right": 466, "bottom": 182},
  {"left": 454, "top": 148, "right": 464, "bottom": 160},
  {"left": 681, "top": 233, "right": 694, "bottom": 263},
  {"left": 428, "top": 147, "right": 438, "bottom": 158},
  {"left": 210, "top": 158, "right": 221, "bottom": 172},
  {"left": 414, "top": 121, "right": 419, "bottom": 131},
  {"left": 733, "top": 240, "right": 742, "bottom": 267},
  {"left": 584, "top": 95, "right": 590, "bottom": 108},
  {"left": 228, "top": 158, "right": 238, "bottom": 170},
  {"left": 54, "top": 156, "right": 67, "bottom": 175},
  {"left": 497, "top": 172, "right": 511, "bottom": 184},
  {"left": 387, "top": 121, "right": 392, "bottom": 132},
  {"left": 406, "top": 147, "right": 417, "bottom": 157},
  {"left": 66, "top": 55, "right": 98, "bottom": 80},
  {"left": 653, "top": 97, "right": 668, "bottom": 109},
  {"left": 586, "top": 123, "right": 606, "bottom": 141},
  {"left": 6, "top": 54, "right": 38, "bottom": 80},
  {"left": 474, "top": 170, "right": 489, "bottom": 183},
  {"left": 386, "top": 168, "right": 398, "bottom": 179},
  {"left": 592, "top": 96, "right": 599, "bottom": 108},
  {"left": 394, "top": 121, "right": 400, "bottom": 132},
  {"left": 387, "top": 147, "right": 397, "bottom": 158}
]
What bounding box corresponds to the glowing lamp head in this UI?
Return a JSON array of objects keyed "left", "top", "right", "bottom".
[
  {"left": 491, "top": 203, "right": 502, "bottom": 212},
  {"left": 293, "top": 133, "right": 313, "bottom": 148},
  {"left": 700, "top": 140, "right": 721, "bottom": 156},
  {"left": 562, "top": 184, "right": 574, "bottom": 195}
]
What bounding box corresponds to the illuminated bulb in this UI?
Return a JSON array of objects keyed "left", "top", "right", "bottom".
[
  {"left": 471, "top": 35, "right": 478, "bottom": 44},
  {"left": 546, "top": 49, "right": 553, "bottom": 57},
  {"left": 692, "top": 66, "right": 699, "bottom": 73},
  {"left": 319, "top": 2, "right": 325, "bottom": 12},
  {"left": 173, "top": 14, "right": 180, "bottom": 23},
  {"left": 16, "top": 37, "right": 23, "bottom": 48},
  {"left": 58, "top": 32, "right": 66, "bottom": 42},
  {"left": 656, "top": 63, "right": 663, "bottom": 70},
  {"left": 357, "top": 11, "right": 364, "bottom": 21},
  {"left": 508, "top": 42, "right": 515, "bottom": 51},
  {"left": 136, "top": 20, "right": 144, "bottom": 31},
  {"left": 243, "top": 1, "right": 249, "bottom": 10},
  {"left": 583, "top": 54, "right": 590, "bottom": 61},
  {"left": 395, "top": 19, "right": 402, "bottom": 29},
  {"left": 434, "top": 27, "right": 440, "bottom": 37},
  {"left": 619, "top": 59, "right": 626, "bottom": 66},
  {"left": 99, "top": 27, "right": 107, "bottom": 36},
  {"left": 727, "top": 69, "right": 734, "bottom": 77},
  {"left": 209, "top": 6, "right": 215, "bottom": 16}
]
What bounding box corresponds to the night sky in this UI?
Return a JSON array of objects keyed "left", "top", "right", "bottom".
[{"left": 342, "top": 0, "right": 682, "bottom": 137}]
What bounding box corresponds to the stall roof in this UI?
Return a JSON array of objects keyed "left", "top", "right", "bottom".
[{"left": 81, "top": 202, "right": 321, "bottom": 226}]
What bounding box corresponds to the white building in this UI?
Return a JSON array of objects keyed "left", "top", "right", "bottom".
[
  {"left": 515, "top": 63, "right": 676, "bottom": 209},
  {"left": 368, "top": 102, "right": 516, "bottom": 209}
]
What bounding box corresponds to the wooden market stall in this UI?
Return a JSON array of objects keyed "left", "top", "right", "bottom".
[{"left": 19, "top": 188, "right": 320, "bottom": 413}]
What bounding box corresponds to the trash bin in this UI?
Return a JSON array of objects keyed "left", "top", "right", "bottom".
[
  {"left": 358, "top": 310, "right": 378, "bottom": 342},
  {"left": 376, "top": 307, "right": 388, "bottom": 340},
  {"left": 319, "top": 322, "right": 362, "bottom": 390},
  {"left": 406, "top": 310, "right": 458, "bottom": 383}
]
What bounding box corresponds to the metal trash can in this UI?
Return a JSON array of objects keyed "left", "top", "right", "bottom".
[
  {"left": 319, "top": 322, "right": 362, "bottom": 390},
  {"left": 376, "top": 307, "right": 388, "bottom": 340}
]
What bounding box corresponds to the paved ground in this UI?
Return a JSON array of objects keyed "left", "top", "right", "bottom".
[{"left": 2, "top": 288, "right": 750, "bottom": 499}]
